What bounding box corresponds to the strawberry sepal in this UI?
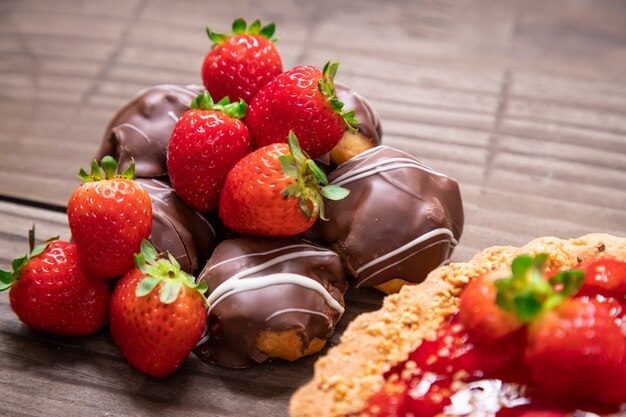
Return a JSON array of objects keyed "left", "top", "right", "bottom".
[
  {"left": 206, "top": 18, "right": 277, "bottom": 45},
  {"left": 280, "top": 131, "right": 350, "bottom": 220},
  {"left": 78, "top": 156, "right": 135, "bottom": 182},
  {"left": 133, "top": 240, "right": 207, "bottom": 305},
  {"left": 494, "top": 254, "right": 584, "bottom": 322},
  {"left": 191, "top": 91, "right": 247, "bottom": 119},
  {"left": 318, "top": 61, "right": 359, "bottom": 131}
]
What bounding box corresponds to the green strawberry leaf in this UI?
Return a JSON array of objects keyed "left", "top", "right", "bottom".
[
  {"left": 495, "top": 253, "right": 584, "bottom": 323},
  {"left": 278, "top": 131, "right": 350, "bottom": 223},
  {"left": 206, "top": 26, "right": 229, "bottom": 45},
  {"left": 318, "top": 61, "right": 359, "bottom": 132},
  {"left": 320, "top": 184, "right": 350, "bottom": 200},
  {"left": 207, "top": 19, "right": 278, "bottom": 44},
  {"left": 191, "top": 91, "right": 247, "bottom": 119},
  {"left": 287, "top": 131, "right": 305, "bottom": 162},
  {"left": 133, "top": 240, "right": 206, "bottom": 304},
  {"left": 29, "top": 243, "right": 49, "bottom": 258},
  {"left": 0, "top": 269, "right": 14, "bottom": 291},
  {"left": 279, "top": 155, "right": 298, "bottom": 178},
  {"left": 259, "top": 23, "right": 276, "bottom": 39},
  {"left": 159, "top": 280, "right": 182, "bottom": 304},
  {"left": 136, "top": 276, "right": 161, "bottom": 297},
  {"left": 120, "top": 158, "right": 135, "bottom": 180},
  {"left": 512, "top": 292, "right": 543, "bottom": 322},
  {"left": 134, "top": 253, "right": 149, "bottom": 275},
  {"left": 140, "top": 239, "right": 158, "bottom": 265},
  {"left": 306, "top": 159, "right": 328, "bottom": 185},
  {"left": 196, "top": 281, "right": 208, "bottom": 295},
  {"left": 248, "top": 19, "right": 261, "bottom": 34},
  {"left": 101, "top": 156, "right": 117, "bottom": 179},
  {"left": 78, "top": 156, "right": 133, "bottom": 182},
  {"left": 232, "top": 18, "right": 246, "bottom": 34},
  {"left": 549, "top": 269, "right": 585, "bottom": 297},
  {"left": 167, "top": 253, "right": 181, "bottom": 269}
]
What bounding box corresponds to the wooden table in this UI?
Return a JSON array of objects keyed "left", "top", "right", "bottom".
[{"left": 1, "top": 0, "right": 626, "bottom": 415}]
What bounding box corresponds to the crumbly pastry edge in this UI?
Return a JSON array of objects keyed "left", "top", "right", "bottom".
[{"left": 289, "top": 233, "right": 626, "bottom": 417}]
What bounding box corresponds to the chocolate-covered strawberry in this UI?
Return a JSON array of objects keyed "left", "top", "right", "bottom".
[
  {"left": 246, "top": 61, "right": 358, "bottom": 159},
  {"left": 0, "top": 228, "right": 110, "bottom": 335},
  {"left": 68, "top": 157, "right": 152, "bottom": 280},
  {"left": 168, "top": 91, "right": 252, "bottom": 212},
  {"left": 219, "top": 131, "right": 349, "bottom": 237},
  {"left": 202, "top": 18, "right": 282, "bottom": 103},
  {"left": 110, "top": 240, "right": 207, "bottom": 377}
]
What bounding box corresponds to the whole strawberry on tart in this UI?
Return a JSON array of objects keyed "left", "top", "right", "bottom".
[{"left": 290, "top": 234, "right": 626, "bottom": 417}]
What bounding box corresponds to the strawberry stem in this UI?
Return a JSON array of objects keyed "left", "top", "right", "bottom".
[
  {"left": 0, "top": 227, "right": 56, "bottom": 291},
  {"left": 318, "top": 61, "right": 360, "bottom": 132},
  {"left": 494, "top": 254, "right": 584, "bottom": 322},
  {"left": 280, "top": 131, "right": 350, "bottom": 220},
  {"left": 191, "top": 91, "right": 247, "bottom": 119},
  {"left": 134, "top": 240, "right": 207, "bottom": 305}
]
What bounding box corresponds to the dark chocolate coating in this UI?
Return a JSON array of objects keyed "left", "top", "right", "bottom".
[
  {"left": 319, "top": 146, "right": 464, "bottom": 288},
  {"left": 335, "top": 82, "right": 382, "bottom": 146},
  {"left": 135, "top": 178, "right": 216, "bottom": 274},
  {"left": 95, "top": 84, "right": 204, "bottom": 177},
  {"left": 194, "top": 237, "right": 347, "bottom": 368}
]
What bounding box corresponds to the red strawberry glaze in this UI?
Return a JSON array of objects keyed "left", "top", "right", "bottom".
[{"left": 363, "top": 263, "right": 626, "bottom": 417}]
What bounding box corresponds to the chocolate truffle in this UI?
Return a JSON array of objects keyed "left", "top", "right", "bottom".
[
  {"left": 95, "top": 84, "right": 203, "bottom": 178},
  {"left": 328, "top": 83, "right": 382, "bottom": 166},
  {"left": 319, "top": 145, "right": 464, "bottom": 294},
  {"left": 194, "top": 237, "right": 347, "bottom": 368},
  {"left": 135, "top": 178, "right": 216, "bottom": 274}
]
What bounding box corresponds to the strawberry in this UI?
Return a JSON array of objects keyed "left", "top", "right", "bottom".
[
  {"left": 68, "top": 157, "right": 152, "bottom": 279},
  {"left": 459, "top": 270, "right": 523, "bottom": 344},
  {"left": 201, "top": 18, "right": 282, "bottom": 103},
  {"left": 525, "top": 297, "right": 626, "bottom": 404},
  {"left": 219, "top": 131, "right": 349, "bottom": 237},
  {"left": 0, "top": 228, "right": 110, "bottom": 335},
  {"left": 167, "top": 91, "right": 252, "bottom": 212},
  {"left": 491, "top": 254, "right": 626, "bottom": 404},
  {"left": 109, "top": 240, "right": 207, "bottom": 377},
  {"left": 576, "top": 258, "right": 626, "bottom": 297},
  {"left": 246, "top": 62, "right": 359, "bottom": 159}
]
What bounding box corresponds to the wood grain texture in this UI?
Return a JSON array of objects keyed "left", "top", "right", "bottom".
[{"left": 1, "top": 0, "right": 626, "bottom": 415}]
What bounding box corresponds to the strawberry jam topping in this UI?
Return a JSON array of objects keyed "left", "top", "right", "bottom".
[{"left": 364, "top": 258, "right": 626, "bottom": 417}]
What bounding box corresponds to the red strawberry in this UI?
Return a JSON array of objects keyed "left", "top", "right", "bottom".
[
  {"left": 491, "top": 254, "right": 626, "bottom": 404},
  {"left": 201, "top": 18, "right": 282, "bottom": 103},
  {"left": 110, "top": 240, "right": 207, "bottom": 377},
  {"left": 219, "top": 131, "right": 349, "bottom": 237},
  {"left": 459, "top": 270, "right": 523, "bottom": 344},
  {"left": 167, "top": 91, "right": 252, "bottom": 212},
  {"left": 0, "top": 228, "right": 110, "bottom": 335},
  {"left": 576, "top": 258, "right": 626, "bottom": 297},
  {"left": 525, "top": 297, "right": 626, "bottom": 404},
  {"left": 246, "top": 62, "right": 359, "bottom": 159},
  {"left": 68, "top": 157, "right": 152, "bottom": 279}
]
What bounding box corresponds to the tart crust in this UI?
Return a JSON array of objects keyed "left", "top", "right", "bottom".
[{"left": 289, "top": 234, "right": 626, "bottom": 417}]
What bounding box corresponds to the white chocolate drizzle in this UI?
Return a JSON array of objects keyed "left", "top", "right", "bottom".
[
  {"left": 357, "top": 228, "right": 458, "bottom": 275},
  {"left": 332, "top": 146, "right": 447, "bottom": 187},
  {"left": 206, "top": 249, "right": 344, "bottom": 315}
]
